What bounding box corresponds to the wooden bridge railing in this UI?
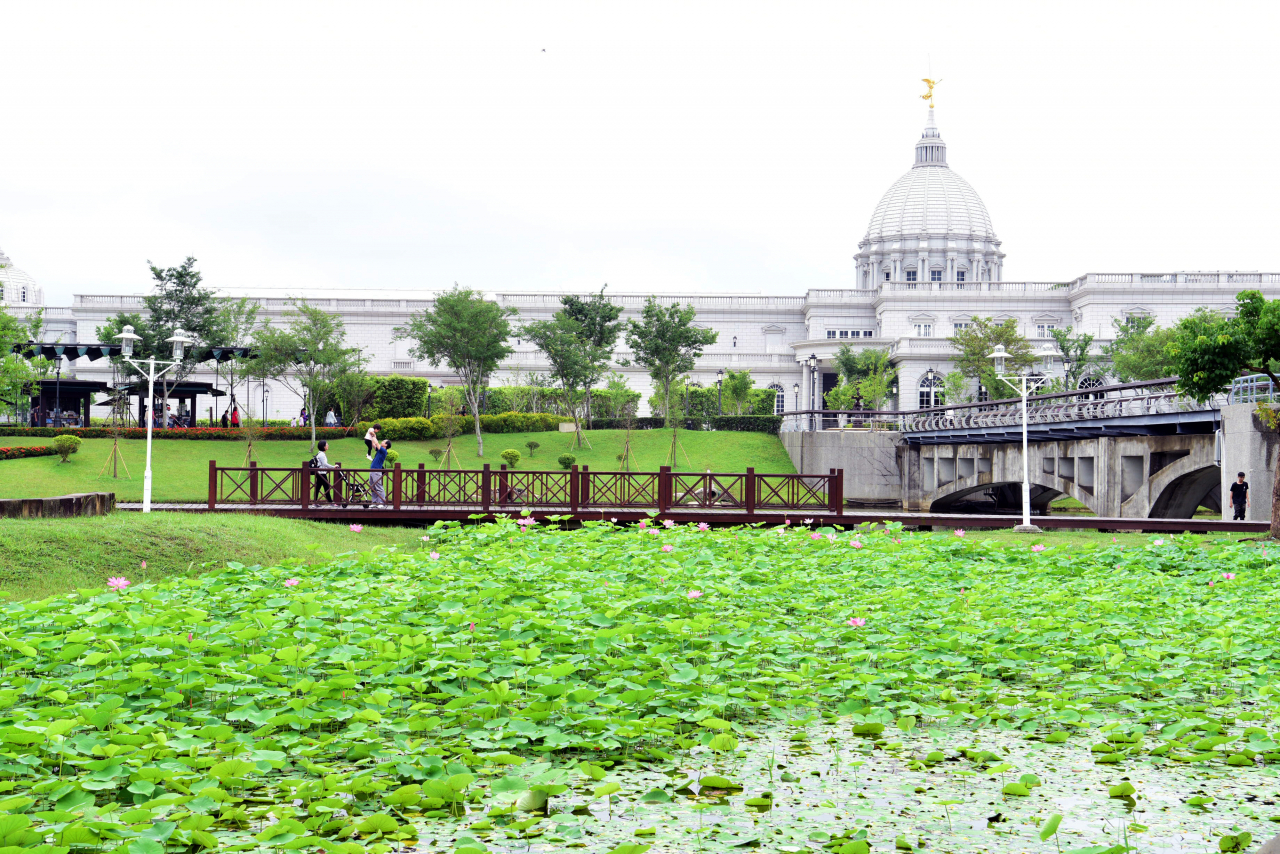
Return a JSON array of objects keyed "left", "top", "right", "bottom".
[{"left": 208, "top": 461, "right": 844, "bottom": 516}]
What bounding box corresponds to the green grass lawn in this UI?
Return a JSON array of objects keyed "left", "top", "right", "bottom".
[
  {"left": 0, "top": 428, "right": 795, "bottom": 502},
  {"left": 0, "top": 513, "right": 429, "bottom": 600}
]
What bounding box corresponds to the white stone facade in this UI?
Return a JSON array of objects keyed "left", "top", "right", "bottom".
[{"left": 6, "top": 109, "right": 1280, "bottom": 421}]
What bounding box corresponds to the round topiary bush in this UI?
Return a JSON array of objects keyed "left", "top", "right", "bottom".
[
  {"left": 429, "top": 448, "right": 445, "bottom": 463},
  {"left": 384, "top": 449, "right": 400, "bottom": 465},
  {"left": 500, "top": 449, "right": 520, "bottom": 469},
  {"left": 52, "top": 434, "right": 82, "bottom": 463},
  {"left": 558, "top": 453, "right": 576, "bottom": 470},
  {"left": 525, "top": 440, "right": 540, "bottom": 457}
]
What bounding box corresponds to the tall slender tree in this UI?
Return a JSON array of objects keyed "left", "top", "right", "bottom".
[
  {"left": 253, "top": 301, "right": 361, "bottom": 453},
  {"left": 524, "top": 315, "right": 604, "bottom": 448},
  {"left": 623, "top": 298, "right": 718, "bottom": 427},
  {"left": 559, "top": 287, "right": 622, "bottom": 427},
  {"left": 394, "top": 286, "right": 515, "bottom": 457}
]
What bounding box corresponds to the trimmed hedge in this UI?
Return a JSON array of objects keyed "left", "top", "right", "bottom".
[
  {"left": 355, "top": 413, "right": 571, "bottom": 442},
  {"left": 0, "top": 445, "right": 58, "bottom": 460},
  {"left": 0, "top": 427, "right": 349, "bottom": 442}
]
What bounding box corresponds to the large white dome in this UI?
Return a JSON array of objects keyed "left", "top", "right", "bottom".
[
  {"left": 864, "top": 164, "right": 995, "bottom": 241},
  {"left": 0, "top": 246, "right": 43, "bottom": 307},
  {"left": 854, "top": 109, "right": 1004, "bottom": 286}
]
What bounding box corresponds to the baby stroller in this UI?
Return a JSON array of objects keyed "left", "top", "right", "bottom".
[{"left": 332, "top": 468, "right": 375, "bottom": 508}]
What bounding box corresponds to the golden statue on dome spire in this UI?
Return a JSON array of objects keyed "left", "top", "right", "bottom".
[{"left": 920, "top": 78, "right": 941, "bottom": 108}]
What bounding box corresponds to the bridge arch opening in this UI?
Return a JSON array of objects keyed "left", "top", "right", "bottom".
[
  {"left": 929, "top": 481, "right": 1065, "bottom": 515},
  {"left": 1149, "top": 465, "right": 1222, "bottom": 519}
]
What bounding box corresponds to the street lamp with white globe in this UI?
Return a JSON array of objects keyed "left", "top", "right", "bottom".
[
  {"left": 114, "top": 325, "right": 193, "bottom": 513},
  {"left": 988, "top": 342, "right": 1058, "bottom": 532}
]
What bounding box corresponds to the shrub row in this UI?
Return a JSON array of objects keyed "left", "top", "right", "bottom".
[
  {"left": 588, "top": 415, "right": 783, "bottom": 434},
  {"left": 0, "top": 445, "right": 58, "bottom": 461},
  {"left": 355, "top": 413, "right": 570, "bottom": 442},
  {"left": 0, "top": 427, "right": 350, "bottom": 441}
]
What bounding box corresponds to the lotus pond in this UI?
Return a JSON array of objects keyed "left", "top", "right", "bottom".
[{"left": 0, "top": 520, "right": 1276, "bottom": 854}]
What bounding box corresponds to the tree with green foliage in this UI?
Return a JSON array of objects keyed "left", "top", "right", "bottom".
[
  {"left": 0, "top": 303, "right": 48, "bottom": 423},
  {"left": 624, "top": 298, "right": 718, "bottom": 427},
  {"left": 1169, "top": 291, "right": 1280, "bottom": 535},
  {"left": 825, "top": 345, "right": 898, "bottom": 410},
  {"left": 253, "top": 302, "right": 361, "bottom": 453},
  {"left": 394, "top": 286, "right": 515, "bottom": 457},
  {"left": 1105, "top": 315, "right": 1178, "bottom": 383},
  {"left": 523, "top": 313, "right": 604, "bottom": 448},
  {"left": 1047, "top": 327, "right": 1102, "bottom": 393},
  {"left": 950, "top": 318, "right": 1034, "bottom": 398},
  {"left": 558, "top": 288, "right": 622, "bottom": 427},
  {"left": 942, "top": 370, "right": 969, "bottom": 406},
  {"left": 722, "top": 369, "right": 754, "bottom": 415}
]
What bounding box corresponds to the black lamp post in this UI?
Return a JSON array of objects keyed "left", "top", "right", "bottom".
[
  {"left": 262, "top": 383, "right": 269, "bottom": 427},
  {"left": 53, "top": 355, "right": 64, "bottom": 428},
  {"left": 427, "top": 381, "right": 433, "bottom": 418},
  {"left": 716, "top": 368, "right": 725, "bottom": 416},
  {"left": 793, "top": 382, "right": 799, "bottom": 417},
  {"left": 806, "top": 353, "right": 818, "bottom": 430}
]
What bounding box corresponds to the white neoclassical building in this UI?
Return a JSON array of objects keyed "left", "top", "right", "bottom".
[{"left": 5, "top": 107, "right": 1280, "bottom": 422}]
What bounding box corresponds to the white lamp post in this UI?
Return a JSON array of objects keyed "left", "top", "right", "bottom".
[
  {"left": 114, "top": 325, "right": 193, "bottom": 513},
  {"left": 988, "top": 343, "right": 1057, "bottom": 533}
]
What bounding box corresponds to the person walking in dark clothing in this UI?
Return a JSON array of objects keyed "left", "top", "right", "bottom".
[
  {"left": 370, "top": 439, "right": 390, "bottom": 504},
  {"left": 312, "top": 440, "right": 337, "bottom": 503},
  {"left": 1230, "top": 472, "right": 1250, "bottom": 520}
]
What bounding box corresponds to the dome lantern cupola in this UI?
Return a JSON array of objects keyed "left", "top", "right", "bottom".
[{"left": 914, "top": 109, "right": 947, "bottom": 167}]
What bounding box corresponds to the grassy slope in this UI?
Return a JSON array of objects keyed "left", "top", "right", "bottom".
[
  {"left": 0, "top": 428, "right": 795, "bottom": 502},
  {"left": 0, "top": 514, "right": 429, "bottom": 601}
]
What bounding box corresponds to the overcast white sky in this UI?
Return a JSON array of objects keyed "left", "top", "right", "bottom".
[{"left": 1, "top": 1, "right": 1276, "bottom": 305}]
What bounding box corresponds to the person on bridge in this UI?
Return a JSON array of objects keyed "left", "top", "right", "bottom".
[
  {"left": 312, "top": 439, "right": 338, "bottom": 503},
  {"left": 370, "top": 439, "right": 391, "bottom": 505},
  {"left": 1230, "top": 472, "right": 1250, "bottom": 520},
  {"left": 364, "top": 423, "right": 380, "bottom": 460}
]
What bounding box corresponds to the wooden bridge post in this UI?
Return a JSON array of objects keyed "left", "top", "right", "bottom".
[
  {"left": 499, "top": 464, "right": 508, "bottom": 505},
  {"left": 570, "top": 465, "right": 580, "bottom": 512},
  {"left": 832, "top": 468, "right": 844, "bottom": 516},
  {"left": 416, "top": 462, "right": 425, "bottom": 505},
  {"left": 300, "top": 463, "right": 310, "bottom": 511},
  {"left": 482, "top": 464, "right": 491, "bottom": 513},
  {"left": 658, "top": 466, "right": 671, "bottom": 513},
  {"left": 392, "top": 463, "right": 402, "bottom": 511},
  {"left": 581, "top": 465, "right": 590, "bottom": 504},
  {"left": 249, "top": 461, "right": 258, "bottom": 505},
  {"left": 207, "top": 460, "right": 216, "bottom": 510},
  {"left": 745, "top": 467, "right": 755, "bottom": 515}
]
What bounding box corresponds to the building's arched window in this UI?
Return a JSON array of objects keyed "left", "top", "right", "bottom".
[
  {"left": 1078, "top": 375, "right": 1105, "bottom": 400},
  {"left": 768, "top": 383, "right": 785, "bottom": 414},
  {"left": 20, "top": 287, "right": 27, "bottom": 303},
  {"left": 919, "top": 371, "right": 944, "bottom": 409}
]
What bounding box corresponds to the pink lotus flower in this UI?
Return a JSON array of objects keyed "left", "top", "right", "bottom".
[
  {"left": 187, "top": 632, "right": 193, "bottom": 643},
  {"left": 846, "top": 617, "right": 866, "bottom": 627},
  {"left": 638, "top": 520, "right": 648, "bottom": 529},
  {"left": 284, "top": 578, "right": 299, "bottom": 587},
  {"left": 784, "top": 519, "right": 791, "bottom": 526},
  {"left": 350, "top": 524, "right": 364, "bottom": 533},
  {"left": 954, "top": 529, "right": 965, "bottom": 537},
  {"left": 662, "top": 519, "right": 675, "bottom": 529},
  {"left": 140, "top": 561, "right": 146, "bottom": 570},
  {"left": 1031, "top": 544, "right": 1046, "bottom": 553},
  {"left": 803, "top": 518, "right": 814, "bottom": 525},
  {"left": 661, "top": 544, "right": 674, "bottom": 552},
  {"left": 850, "top": 540, "right": 864, "bottom": 549},
  {"left": 649, "top": 528, "right": 661, "bottom": 536},
  {"left": 1209, "top": 580, "right": 1215, "bottom": 587},
  {"left": 610, "top": 517, "right": 617, "bottom": 523},
  {"left": 960, "top": 588, "right": 966, "bottom": 594},
  {"left": 107, "top": 577, "right": 130, "bottom": 591},
  {"left": 1222, "top": 572, "right": 1236, "bottom": 580},
  {"left": 826, "top": 533, "right": 837, "bottom": 542},
  {"left": 469, "top": 622, "right": 475, "bottom": 632},
  {"left": 810, "top": 533, "right": 821, "bottom": 540},
  {"left": 429, "top": 551, "right": 440, "bottom": 560},
  {"left": 1112, "top": 537, "right": 1117, "bottom": 543},
  {"left": 892, "top": 538, "right": 902, "bottom": 544},
  {"left": 697, "top": 523, "right": 710, "bottom": 531},
  {"left": 420, "top": 535, "right": 430, "bottom": 542},
  {"left": 687, "top": 590, "right": 702, "bottom": 599},
  {"left": 1153, "top": 538, "right": 1165, "bottom": 546}
]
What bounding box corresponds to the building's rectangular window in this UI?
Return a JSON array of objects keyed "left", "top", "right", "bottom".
[
  {"left": 952, "top": 322, "right": 971, "bottom": 333},
  {"left": 956, "top": 271, "right": 966, "bottom": 282},
  {"left": 905, "top": 270, "right": 917, "bottom": 282},
  {"left": 914, "top": 323, "right": 933, "bottom": 337},
  {"left": 826, "top": 330, "right": 837, "bottom": 339},
  {"left": 884, "top": 271, "right": 890, "bottom": 281},
  {"left": 864, "top": 330, "right": 875, "bottom": 338},
  {"left": 930, "top": 270, "right": 943, "bottom": 282},
  {"left": 1036, "top": 324, "right": 1056, "bottom": 338},
  {"left": 849, "top": 331, "right": 860, "bottom": 338},
  {"left": 838, "top": 330, "right": 849, "bottom": 338}
]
